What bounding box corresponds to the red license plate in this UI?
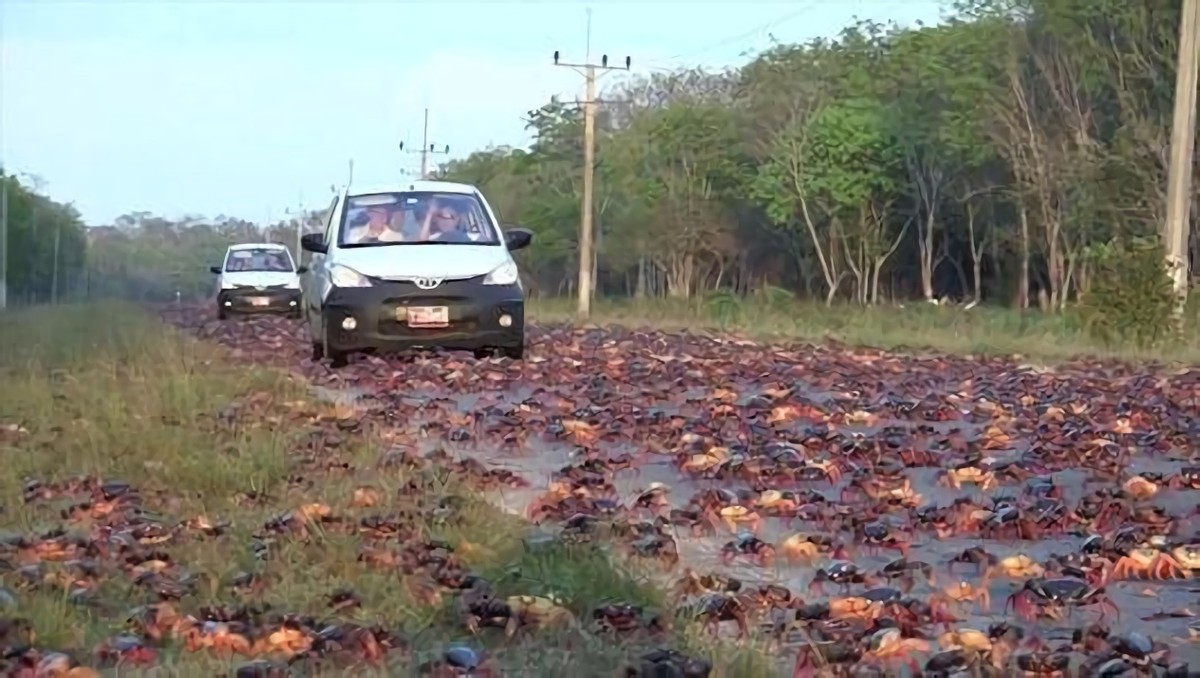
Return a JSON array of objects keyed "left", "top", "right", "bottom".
[{"left": 405, "top": 306, "right": 449, "bottom": 328}]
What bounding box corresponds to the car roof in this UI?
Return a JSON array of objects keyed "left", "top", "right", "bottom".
[
  {"left": 346, "top": 180, "right": 479, "bottom": 198},
  {"left": 228, "top": 243, "right": 288, "bottom": 251}
]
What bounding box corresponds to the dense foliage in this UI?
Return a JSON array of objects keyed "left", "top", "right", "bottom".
[
  {"left": 1, "top": 171, "right": 88, "bottom": 305},
  {"left": 438, "top": 0, "right": 1197, "bottom": 310},
  {"left": 84, "top": 212, "right": 321, "bottom": 303},
  {"left": 7, "top": 0, "right": 1197, "bottom": 334}
]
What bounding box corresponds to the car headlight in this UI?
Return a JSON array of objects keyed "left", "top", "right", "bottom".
[
  {"left": 329, "top": 264, "right": 372, "bottom": 287},
  {"left": 482, "top": 261, "right": 519, "bottom": 286},
  {"left": 285, "top": 278, "right": 301, "bottom": 289},
  {"left": 220, "top": 280, "right": 237, "bottom": 290}
]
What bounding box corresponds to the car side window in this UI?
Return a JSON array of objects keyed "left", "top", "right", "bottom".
[{"left": 323, "top": 196, "right": 340, "bottom": 247}]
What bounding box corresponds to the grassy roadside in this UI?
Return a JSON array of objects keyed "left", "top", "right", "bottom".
[
  {"left": 529, "top": 296, "right": 1200, "bottom": 365},
  {"left": 0, "top": 304, "right": 770, "bottom": 676}
]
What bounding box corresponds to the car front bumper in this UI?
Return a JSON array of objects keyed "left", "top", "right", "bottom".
[
  {"left": 321, "top": 278, "right": 524, "bottom": 353},
  {"left": 218, "top": 287, "right": 303, "bottom": 314}
]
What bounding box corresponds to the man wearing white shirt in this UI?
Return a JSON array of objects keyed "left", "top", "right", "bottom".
[{"left": 345, "top": 206, "right": 405, "bottom": 243}]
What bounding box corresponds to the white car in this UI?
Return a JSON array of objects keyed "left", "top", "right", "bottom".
[
  {"left": 210, "top": 243, "right": 306, "bottom": 319},
  {"left": 300, "top": 180, "right": 533, "bottom": 366}
]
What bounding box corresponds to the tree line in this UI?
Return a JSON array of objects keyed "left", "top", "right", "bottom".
[
  {"left": 6, "top": 0, "right": 1196, "bottom": 325},
  {"left": 0, "top": 172, "right": 320, "bottom": 305},
  {"left": 1, "top": 171, "right": 89, "bottom": 305},
  {"left": 438, "top": 0, "right": 1198, "bottom": 311}
]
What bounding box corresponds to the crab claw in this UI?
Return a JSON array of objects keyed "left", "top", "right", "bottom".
[
  {"left": 792, "top": 647, "right": 815, "bottom": 678},
  {"left": 1004, "top": 592, "right": 1034, "bottom": 621},
  {"left": 1097, "top": 597, "right": 1121, "bottom": 621}
]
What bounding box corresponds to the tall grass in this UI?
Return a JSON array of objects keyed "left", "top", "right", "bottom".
[
  {"left": 0, "top": 303, "right": 772, "bottom": 676},
  {"left": 530, "top": 295, "right": 1200, "bottom": 364}
]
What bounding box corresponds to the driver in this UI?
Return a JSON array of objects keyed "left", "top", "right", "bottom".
[{"left": 346, "top": 206, "right": 404, "bottom": 243}]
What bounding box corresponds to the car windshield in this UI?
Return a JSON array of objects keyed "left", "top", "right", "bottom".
[
  {"left": 225, "top": 248, "right": 294, "bottom": 272},
  {"left": 338, "top": 191, "right": 500, "bottom": 247}
]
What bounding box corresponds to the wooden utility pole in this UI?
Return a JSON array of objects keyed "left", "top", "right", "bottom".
[
  {"left": 296, "top": 191, "right": 304, "bottom": 255},
  {"left": 552, "top": 36, "right": 631, "bottom": 319},
  {"left": 1165, "top": 0, "right": 1200, "bottom": 310},
  {"left": 51, "top": 225, "right": 60, "bottom": 304},
  {"left": 0, "top": 173, "right": 7, "bottom": 310},
  {"left": 401, "top": 109, "right": 449, "bottom": 179}
]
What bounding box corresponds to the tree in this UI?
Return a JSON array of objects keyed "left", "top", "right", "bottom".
[
  {"left": 98, "top": 0, "right": 1196, "bottom": 315},
  {"left": 1, "top": 170, "right": 89, "bottom": 304}
]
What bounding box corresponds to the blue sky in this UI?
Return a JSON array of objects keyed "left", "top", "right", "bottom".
[{"left": 1, "top": 0, "right": 943, "bottom": 226}]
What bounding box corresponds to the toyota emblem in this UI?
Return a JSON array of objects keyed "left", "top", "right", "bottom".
[{"left": 413, "top": 277, "right": 443, "bottom": 290}]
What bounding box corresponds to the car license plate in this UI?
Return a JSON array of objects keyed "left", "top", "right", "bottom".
[
  {"left": 248, "top": 297, "right": 270, "bottom": 307},
  {"left": 406, "top": 306, "right": 449, "bottom": 328}
]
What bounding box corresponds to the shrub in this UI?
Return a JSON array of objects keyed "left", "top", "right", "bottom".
[{"left": 1078, "top": 236, "right": 1180, "bottom": 349}]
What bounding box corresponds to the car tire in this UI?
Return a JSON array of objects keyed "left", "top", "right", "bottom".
[
  {"left": 308, "top": 307, "right": 326, "bottom": 361},
  {"left": 501, "top": 343, "right": 524, "bottom": 361},
  {"left": 322, "top": 325, "right": 349, "bottom": 368},
  {"left": 217, "top": 307, "right": 227, "bottom": 320}
]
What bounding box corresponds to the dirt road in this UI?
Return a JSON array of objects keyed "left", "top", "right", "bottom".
[{"left": 169, "top": 309, "right": 1200, "bottom": 674}]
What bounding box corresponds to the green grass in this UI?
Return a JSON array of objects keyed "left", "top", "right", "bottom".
[
  {"left": 0, "top": 304, "right": 772, "bottom": 676},
  {"left": 529, "top": 295, "right": 1200, "bottom": 365}
]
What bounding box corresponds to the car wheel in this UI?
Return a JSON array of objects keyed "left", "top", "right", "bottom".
[
  {"left": 322, "top": 325, "right": 349, "bottom": 368},
  {"left": 308, "top": 308, "right": 323, "bottom": 360},
  {"left": 217, "top": 307, "right": 227, "bottom": 320},
  {"left": 473, "top": 348, "right": 495, "bottom": 360},
  {"left": 501, "top": 343, "right": 524, "bottom": 361}
]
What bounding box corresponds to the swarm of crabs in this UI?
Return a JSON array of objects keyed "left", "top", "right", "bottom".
[{"left": 5, "top": 310, "right": 1198, "bottom": 676}]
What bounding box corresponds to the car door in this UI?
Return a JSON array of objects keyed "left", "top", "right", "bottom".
[{"left": 306, "top": 194, "right": 342, "bottom": 331}]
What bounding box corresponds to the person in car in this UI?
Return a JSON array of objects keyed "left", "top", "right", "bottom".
[
  {"left": 262, "top": 251, "right": 293, "bottom": 271},
  {"left": 346, "top": 206, "right": 404, "bottom": 243},
  {"left": 419, "top": 199, "right": 473, "bottom": 243}
]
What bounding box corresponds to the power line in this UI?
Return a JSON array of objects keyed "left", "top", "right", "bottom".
[
  {"left": 638, "top": 2, "right": 818, "bottom": 73},
  {"left": 639, "top": 0, "right": 922, "bottom": 74}
]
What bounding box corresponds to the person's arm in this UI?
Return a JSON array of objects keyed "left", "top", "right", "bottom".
[{"left": 417, "top": 200, "right": 437, "bottom": 240}]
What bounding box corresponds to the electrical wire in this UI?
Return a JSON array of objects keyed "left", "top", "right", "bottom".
[{"left": 641, "top": 1, "right": 821, "bottom": 71}]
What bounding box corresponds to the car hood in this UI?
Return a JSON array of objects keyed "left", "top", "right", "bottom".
[
  {"left": 336, "top": 244, "right": 509, "bottom": 280},
  {"left": 223, "top": 271, "right": 299, "bottom": 287}
]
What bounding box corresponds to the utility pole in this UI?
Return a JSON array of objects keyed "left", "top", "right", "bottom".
[
  {"left": 51, "top": 225, "right": 60, "bottom": 304},
  {"left": 552, "top": 20, "right": 632, "bottom": 319},
  {"left": 1165, "top": 0, "right": 1200, "bottom": 312},
  {"left": 400, "top": 108, "right": 449, "bottom": 179},
  {"left": 0, "top": 173, "right": 7, "bottom": 310},
  {"left": 348, "top": 159, "right": 355, "bottom": 185},
  {"left": 295, "top": 191, "right": 304, "bottom": 257}
]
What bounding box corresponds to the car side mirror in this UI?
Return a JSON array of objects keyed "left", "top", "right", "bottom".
[
  {"left": 295, "top": 265, "right": 309, "bottom": 274},
  {"left": 209, "top": 265, "right": 222, "bottom": 274},
  {"left": 504, "top": 227, "right": 533, "bottom": 252},
  {"left": 300, "top": 233, "right": 328, "bottom": 253}
]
